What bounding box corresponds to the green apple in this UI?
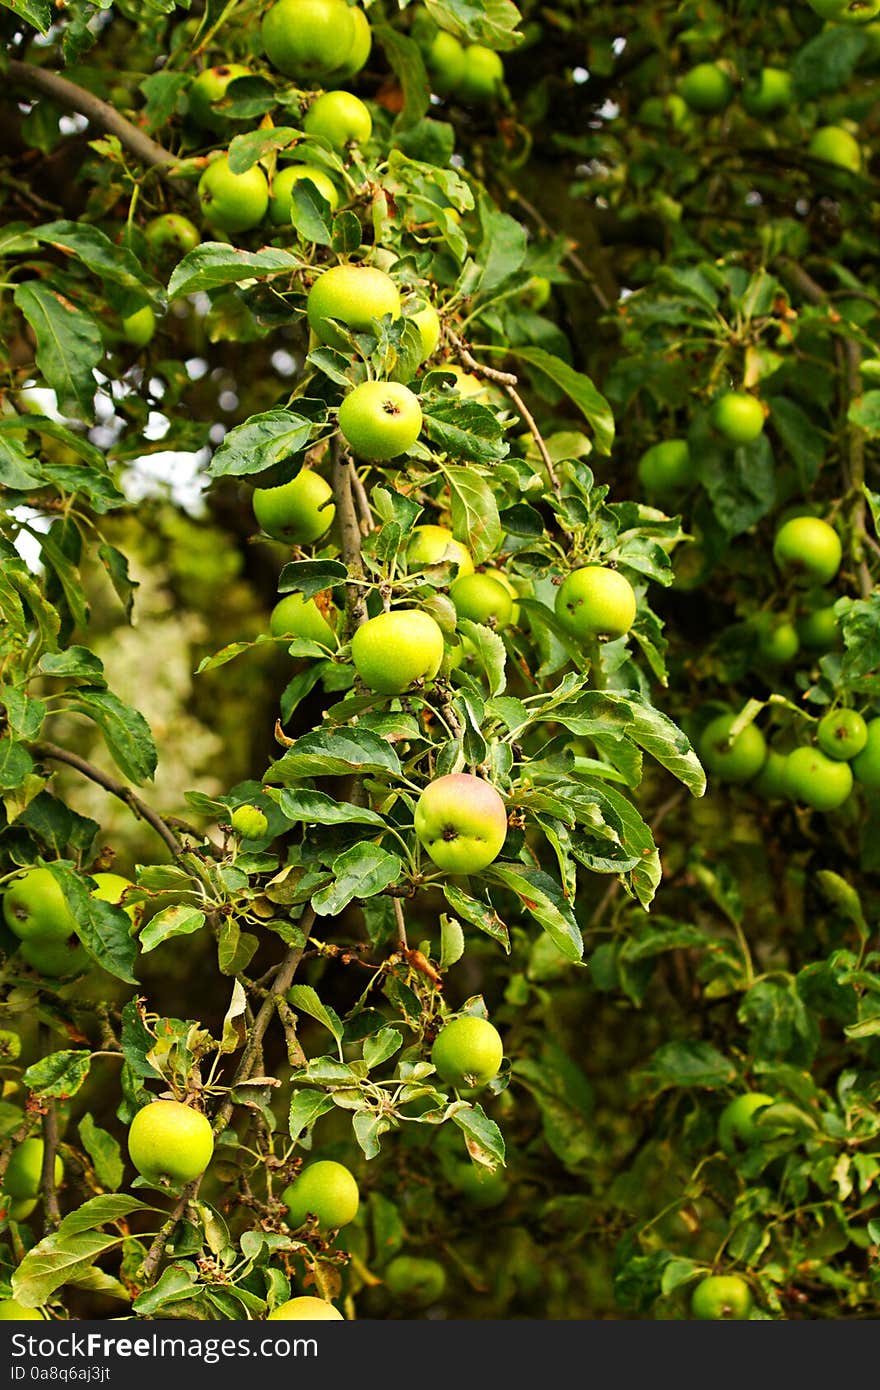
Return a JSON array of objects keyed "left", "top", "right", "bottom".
[
  {"left": 270, "top": 591, "right": 338, "bottom": 646},
  {"left": 712, "top": 392, "right": 765, "bottom": 444},
  {"left": 188, "top": 64, "right": 251, "bottom": 131},
  {"left": 230, "top": 804, "right": 269, "bottom": 839},
  {"left": 555, "top": 566, "right": 637, "bottom": 640},
  {"left": 637, "top": 438, "right": 694, "bottom": 495},
  {"left": 268, "top": 1297, "right": 344, "bottom": 1320},
  {"left": 307, "top": 264, "right": 400, "bottom": 349},
  {"left": 699, "top": 713, "right": 767, "bottom": 784},
  {"left": 797, "top": 595, "right": 840, "bottom": 651},
  {"left": 327, "top": 4, "right": 371, "bottom": 82},
  {"left": 678, "top": 63, "right": 734, "bottom": 113},
  {"left": 808, "top": 125, "right": 862, "bottom": 173},
  {"left": 383, "top": 1255, "right": 447, "bottom": 1307},
  {"left": 4, "top": 1196, "right": 38, "bottom": 1221},
  {"left": 282, "top": 1159, "right": 359, "bottom": 1232},
  {"left": 128, "top": 1100, "right": 214, "bottom": 1186},
  {"left": 718, "top": 1093, "right": 776, "bottom": 1153},
  {"left": 407, "top": 524, "right": 474, "bottom": 575},
  {"left": 20, "top": 936, "right": 89, "bottom": 977},
  {"left": 252, "top": 469, "right": 335, "bottom": 545},
  {"left": 197, "top": 155, "right": 269, "bottom": 234},
  {"left": 351, "top": 609, "right": 444, "bottom": 693},
  {"left": 754, "top": 616, "right": 799, "bottom": 665},
  {"left": 752, "top": 749, "right": 790, "bottom": 800},
  {"left": 426, "top": 30, "right": 466, "bottom": 95},
  {"left": 817, "top": 708, "right": 868, "bottom": 761},
  {"left": 3, "top": 868, "right": 76, "bottom": 942},
  {"left": 853, "top": 718, "right": 880, "bottom": 788},
  {"left": 450, "top": 572, "right": 514, "bottom": 628},
  {"left": 121, "top": 305, "right": 156, "bottom": 348},
  {"left": 414, "top": 773, "right": 508, "bottom": 873},
  {"left": 262, "top": 0, "right": 356, "bottom": 80},
  {"left": 0, "top": 1299, "right": 43, "bottom": 1320},
  {"left": 450, "top": 1160, "right": 508, "bottom": 1209},
  {"left": 405, "top": 298, "right": 441, "bottom": 361},
  {"left": 432, "top": 1015, "right": 504, "bottom": 1087},
  {"left": 458, "top": 45, "right": 505, "bottom": 103},
  {"left": 773, "top": 517, "right": 842, "bottom": 585},
  {"left": 742, "top": 67, "right": 793, "bottom": 117},
  {"left": 4, "top": 1138, "right": 63, "bottom": 1199},
  {"left": 784, "top": 746, "right": 853, "bottom": 810},
  {"left": 91, "top": 872, "right": 138, "bottom": 923},
  {"left": 303, "top": 91, "right": 372, "bottom": 150},
  {"left": 691, "top": 1274, "right": 753, "bottom": 1320},
  {"left": 270, "top": 165, "right": 339, "bottom": 224},
  {"left": 144, "top": 214, "right": 200, "bottom": 259},
  {"left": 338, "top": 381, "right": 422, "bottom": 461},
  {"left": 806, "top": 0, "right": 880, "bottom": 21}
]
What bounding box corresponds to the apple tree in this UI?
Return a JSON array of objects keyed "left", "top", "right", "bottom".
[{"left": 0, "top": 0, "right": 878, "bottom": 1321}]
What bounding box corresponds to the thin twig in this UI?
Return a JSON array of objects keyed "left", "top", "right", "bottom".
[
  {"left": 8, "top": 61, "right": 175, "bottom": 171},
  {"left": 448, "top": 333, "right": 561, "bottom": 495},
  {"left": 31, "top": 742, "right": 182, "bottom": 857},
  {"left": 140, "top": 908, "right": 315, "bottom": 1284},
  {"left": 40, "top": 1090, "right": 61, "bottom": 1233},
  {"left": 393, "top": 898, "right": 408, "bottom": 952},
  {"left": 350, "top": 470, "right": 375, "bottom": 536},
  {"left": 330, "top": 440, "right": 368, "bottom": 635}
]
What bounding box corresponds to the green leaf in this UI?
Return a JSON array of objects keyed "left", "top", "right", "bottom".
[
  {"left": 457, "top": 619, "right": 507, "bottom": 696},
  {"left": 278, "top": 558, "right": 348, "bottom": 600},
  {"left": 441, "top": 881, "right": 510, "bottom": 951},
  {"left": 504, "top": 347, "right": 615, "bottom": 455},
  {"left": 588, "top": 783, "right": 661, "bottom": 909},
  {"left": 643, "top": 1041, "right": 736, "bottom": 1091},
  {"left": 311, "top": 843, "right": 403, "bottom": 916},
  {"left": 35, "top": 221, "right": 160, "bottom": 298},
  {"left": 792, "top": 25, "right": 867, "bottom": 100},
  {"left": 208, "top": 410, "right": 315, "bottom": 479},
  {"left": 98, "top": 544, "right": 139, "bottom": 620},
  {"left": 485, "top": 863, "right": 582, "bottom": 961},
  {"left": 57, "top": 1194, "right": 152, "bottom": 1238},
  {"left": 13, "top": 282, "right": 102, "bottom": 421},
  {"left": 440, "top": 914, "right": 465, "bottom": 968},
  {"left": 217, "top": 919, "right": 259, "bottom": 976},
  {"left": 37, "top": 525, "right": 89, "bottom": 630},
  {"left": 0, "top": 738, "right": 34, "bottom": 790},
  {"left": 815, "top": 870, "right": 868, "bottom": 940},
  {"left": 132, "top": 1263, "right": 198, "bottom": 1316},
  {"left": 38, "top": 647, "right": 106, "bottom": 684},
  {"left": 270, "top": 788, "right": 386, "bottom": 828},
  {"left": 16, "top": 792, "right": 98, "bottom": 858},
  {"left": 287, "top": 984, "right": 343, "bottom": 1045},
  {"left": 611, "top": 692, "right": 705, "bottom": 795},
  {"left": 46, "top": 864, "right": 138, "bottom": 984},
  {"left": 288, "top": 1089, "right": 335, "bottom": 1142},
  {"left": 363, "top": 1027, "right": 403, "bottom": 1070},
  {"left": 227, "top": 127, "right": 300, "bottom": 173},
  {"left": 289, "top": 181, "right": 334, "bottom": 247},
  {"left": 424, "top": 402, "right": 509, "bottom": 466},
  {"left": 167, "top": 243, "right": 302, "bottom": 299},
  {"left": 451, "top": 1102, "right": 506, "bottom": 1169},
  {"left": 12, "top": 1231, "right": 123, "bottom": 1307},
  {"left": 266, "top": 728, "right": 402, "bottom": 781},
  {"left": 1, "top": 0, "right": 51, "bottom": 31},
  {"left": 442, "top": 463, "right": 503, "bottom": 564},
  {"left": 220, "top": 979, "right": 248, "bottom": 1054},
  {"left": 140, "top": 904, "right": 206, "bottom": 954},
  {"left": 23, "top": 1050, "right": 91, "bottom": 1098},
  {"left": 78, "top": 1114, "right": 123, "bottom": 1192},
  {"left": 374, "top": 23, "right": 431, "bottom": 130},
  {"left": 67, "top": 688, "right": 157, "bottom": 785},
  {"left": 513, "top": 1046, "right": 593, "bottom": 1166},
  {"left": 477, "top": 205, "right": 528, "bottom": 293},
  {"left": 701, "top": 432, "right": 776, "bottom": 537},
  {"left": 424, "top": 0, "right": 522, "bottom": 49}
]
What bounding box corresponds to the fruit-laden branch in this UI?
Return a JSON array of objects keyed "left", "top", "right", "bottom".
[
  {"left": 31, "top": 742, "right": 183, "bottom": 857},
  {"left": 140, "top": 907, "right": 316, "bottom": 1285},
  {"left": 775, "top": 257, "right": 873, "bottom": 600},
  {"left": 330, "top": 440, "right": 368, "bottom": 635},
  {"left": 39, "top": 1100, "right": 61, "bottom": 1232},
  {"left": 8, "top": 61, "right": 175, "bottom": 171},
  {"left": 447, "top": 332, "right": 561, "bottom": 495}
]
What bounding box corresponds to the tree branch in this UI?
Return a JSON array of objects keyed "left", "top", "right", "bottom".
[
  {"left": 39, "top": 1100, "right": 62, "bottom": 1233},
  {"left": 330, "top": 440, "right": 368, "bottom": 635},
  {"left": 31, "top": 742, "right": 182, "bottom": 858},
  {"left": 8, "top": 61, "right": 176, "bottom": 171},
  {"left": 140, "top": 907, "right": 316, "bottom": 1284}
]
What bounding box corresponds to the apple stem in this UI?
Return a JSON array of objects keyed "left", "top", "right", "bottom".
[{"left": 393, "top": 897, "right": 409, "bottom": 951}]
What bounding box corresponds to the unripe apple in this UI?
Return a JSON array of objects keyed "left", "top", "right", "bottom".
[
  {"left": 307, "top": 265, "right": 400, "bottom": 349},
  {"left": 432, "top": 1015, "right": 504, "bottom": 1087},
  {"left": 268, "top": 1297, "right": 344, "bottom": 1319},
  {"left": 4, "top": 1138, "right": 63, "bottom": 1199},
  {"left": 426, "top": 30, "right": 466, "bottom": 95},
  {"left": 128, "top": 1100, "right": 214, "bottom": 1186},
  {"left": 282, "top": 1159, "right": 359, "bottom": 1231},
  {"left": 3, "top": 868, "right": 76, "bottom": 942},
  {"left": 450, "top": 1160, "right": 508, "bottom": 1209},
  {"left": 303, "top": 91, "right": 372, "bottom": 150},
  {"left": 678, "top": 63, "right": 734, "bottom": 113},
  {"left": 351, "top": 609, "right": 444, "bottom": 693},
  {"left": 458, "top": 45, "right": 504, "bottom": 103},
  {"left": 784, "top": 746, "right": 853, "bottom": 810},
  {"left": 754, "top": 617, "right": 799, "bottom": 665},
  {"left": 262, "top": 0, "right": 356, "bottom": 80},
  {"left": 121, "top": 305, "right": 156, "bottom": 348},
  {"left": 270, "top": 592, "right": 338, "bottom": 646},
  {"left": 327, "top": 5, "right": 371, "bottom": 82},
  {"left": 188, "top": 64, "right": 251, "bottom": 131},
  {"left": 718, "top": 1093, "right": 776, "bottom": 1154},
  {"left": 407, "top": 525, "right": 473, "bottom": 575},
  {"left": 555, "top": 566, "right": 637, "bottom": 640},
  {"left": 752, "top": 749, "right": 790, "bottom": 801},
  {"left": 144, "top": 214, "right": 200, "bottom": 260},
  {"left": 742, "top": 67, "right": 792, "bottom": 117},
  {"left": 806, "top": 0, "right": 880, "bottom": 17},
  {"left": 414, "top": 773, "right": 508, "bottom": 873},
  {"left": 712, "top": 392, "right": 765, "bottom": 444},
  {"left": 252, "top": 469, "right": 335, "bottom": 545},
  {"left": 339, "top": 381, "right": 422, "bottom": 461},
  {"left": 797, "top": 597, "right": 840, "bottom": 651},
  {"left": 773, "top": 517, "right": 841, "bottom": 585},
  {"left": 637, "top": 438, "right": 694, "bottom": 495},
  {"left": 817, "top": 708, "right": 868, "bottom": 761},
  {"left": 852, "top": 718, "right": 880, "bottom": 788},
  {"left": 450, "top": 572, "right": 514, "bottom": 628},
  {"left": 691, "top": 1274, "right": 753, "bottom": 1320},
  {"left": 230, "top": 804, "right": 269, "bottom": 838},
  {"left": 270, "top": 165, "right": 339, "bottom": 224},
  {"left": 0, "top": 1300, "right": 43, "bottom": 1320},
  {"left": 383, "top": 1255, "right": 447, "bottom": 1306},
  {"left": 699, "top": 713, "right": 767, "bottom": 784},
  {"left": 197, "top": 156, "right": 269, "bottom": 234},
  {"left": 808, "top": 125, "right": 862, "bottom": 173},
  {"left": 405, "top": 298, "right": 441, "bottom": 361}
]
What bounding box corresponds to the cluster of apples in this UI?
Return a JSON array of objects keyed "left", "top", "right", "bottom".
[
  {"left": 698, "top": 515, "right": 878, "bottom": 810},
  {"left": 1, "top": 865, "right": 137, "bottom": 978}
]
